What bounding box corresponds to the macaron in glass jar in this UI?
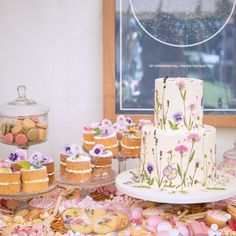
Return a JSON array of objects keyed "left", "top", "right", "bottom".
[
  {"left": 218, "top": 140, "right": 236, "bottom": 176},
  {"left": 0, "top": 85, "right": 49, "bottom": 148}
]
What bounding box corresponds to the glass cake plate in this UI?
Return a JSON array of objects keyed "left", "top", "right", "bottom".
[
  {"left": 116, "top": 168, "right": 236, "bottom": 204},
  {"left": 0, "top": 184, "right": 56, "bottom": 201},
  {"left": 57, "top": 171, "right": 116, "bottom": 190}
]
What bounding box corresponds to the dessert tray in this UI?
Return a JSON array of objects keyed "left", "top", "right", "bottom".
[
  {"left": 0, "top": 185, "right": 56, "bottom": 201},
  {"left": 56, "top": 171, "right": 116, "bottom": 190},
  {"left": 116, "top": 168, "right": 236, "bottom": 204}
]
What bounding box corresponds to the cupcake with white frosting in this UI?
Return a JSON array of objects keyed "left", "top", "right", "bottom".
[
  {"left": 89, "top": 144, "right": 113, "bottom": 177},
  {"left": 66, "top": 151, "right": 92, "bottom": 183}
]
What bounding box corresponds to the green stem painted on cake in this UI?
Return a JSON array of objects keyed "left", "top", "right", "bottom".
[{"left": 182, "top": 142, "right": 195, "bottom": 187}]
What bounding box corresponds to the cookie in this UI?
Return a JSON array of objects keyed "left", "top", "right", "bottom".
[
  {"left": 15, "top": 133, "right": 28, "bottom": 145},
  {"left": 79, "top": 208, "right": 107, "bottom": 221},
  {"left": 11, "top": 124, "right": 23, "bottom": 135},
  {"left": 38, "top": 128, "right": 46, "bottom": 141},
  {"left": 23, "top": 118, "right": 36, "bottom": 130},
  {"left": 92, "top": 213, "right": 120, "bottom": 234},
  {"left": 26, "top": 128, "right": 39, "bottom": 141},
  {"left": 16, "top": 209, "right": 30, "bottom": 217},
  {"left": 3, "top": 133, "right": 14, "bottom": 144},
  {"left": 27, "top": 208, "right": 42, "bottom": 220},
  {"left": 37, "top": 123, "right": 48, "bottom": 129},
  {"left": 112, "top": 211, "right": 129, "bottom": 229},
  {"left": 205, "top": 210, "right": 231, "bottom": 228},
  {"left": 62, "top": 208, "right": 92, "bottom": 234},
  {"left": 0, "top": 123, "right": 11, "bottom": 135}
]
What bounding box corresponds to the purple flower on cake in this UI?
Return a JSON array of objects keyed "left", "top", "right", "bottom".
[
  {"left": 173, "top": 112, "right": 182, "bottom": 123},
  {"left": 42, "top": 155, "right": 53, "bottom": 163},
  {"left": 29, "top": 152, "right": 43, "bottom": 163},
  {"left": 126, "top": 117, "right": 133, "bottom": 124},
  {"left": 70, "top": 144, "right": 83, "bottom": 156},
  {"left": 8, "top": 149, "right": 27, "bottom": 162},
  {"left": 116, "top": 115, "right": 126, "bottom": 124},
  {"left": 90, "top": 144, "right": 106, "bottom": 156},
  {"left": 187, "top": 133, "right": 201, "bottom": 143},
  {"left": 176, "top": 79, "right": 186, "bottom": 90},
  {"left": 62, "top": 144, "right": 72, "bottom": 155},
  {"left": 100, "top": 119, "right": 112, "bottom": 128},
  {"left": 163, "top": 165, "right": 177, "bottom": 180},
  {"left": 147, "top": 163, "right": 154, "bottom": 174},
  {"left": 175, "top": 145, "right": 188, "bottom": 154}
]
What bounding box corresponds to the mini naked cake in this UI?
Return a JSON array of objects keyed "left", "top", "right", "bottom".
[
  {"left": 83, "top": 126, "right": 96, "bottom": 152},
  {"left": 0, "top": 160, "right": 20, "bottom": 195},
  {"left": 65, "top": 154, "right": 92, "bottom": 182},
  {"left": 19, "top": 162, "right": 49, "bottom": 193},
  {"left": 60, "top": 144, "right": 81, "bottom": 174},
  {"left": 89, "top": 144, "right": 113, "bottom": 177},
  {"left": 8, "top": 149, "right": 28, "bottom": 171},
  {"left": 29, "top": 152, "right": 55, "bottom": 185},
  {"left": 114, "top": 115, "right": 133, "bottom": 140},
  {"left": 93, "top": 119, "right": 118, "bottom": 155},
  {"left": 121, "top": 119, "right": 151, "bottom": 157}
]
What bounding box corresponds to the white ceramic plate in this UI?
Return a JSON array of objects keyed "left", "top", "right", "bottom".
[{"left": 116, "top": 168, "right": 236, "bottom": 204}]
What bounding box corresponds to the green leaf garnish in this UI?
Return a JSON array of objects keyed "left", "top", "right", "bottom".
[
  {"left": 17, "top": 161, "right": 31, "bottom": 170},
  {"left": 94, "top": 128, "right": 101, "bottom": 136}
]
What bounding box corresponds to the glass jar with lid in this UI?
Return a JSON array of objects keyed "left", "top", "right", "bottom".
[
  {"left": 218, "top": 140, "right": 236, "bottom": 176},
  {"left": 0, "top": 85, "right": 49, "bottom": 148}
]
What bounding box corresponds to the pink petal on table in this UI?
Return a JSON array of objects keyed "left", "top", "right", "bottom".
[
  {"left": 131, "top": 207, "right": 143, "bottom": 219},
  {"left": 157, "top": 221, "right": 173, "bottom": 232},
  {"left": 147, "top": 216, "right": 163, "bottom": 227}
]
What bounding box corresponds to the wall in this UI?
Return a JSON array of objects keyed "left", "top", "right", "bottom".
[{"left": 0, "top": 0, "right": 235, "bottom": 170}]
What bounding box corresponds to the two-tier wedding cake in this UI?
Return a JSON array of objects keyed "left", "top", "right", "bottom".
[{"left": 139, "top": 77, "right": 216, "bottom": 191}]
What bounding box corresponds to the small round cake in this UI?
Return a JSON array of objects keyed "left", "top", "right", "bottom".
[
  {"left": 0, "top": 160, "right": 20, "bottom": 195},
  {"left": 66, "top": 154, "right": 92, "bottom": 183},
  {"left": 93, "top": 119, "right": 118, "bottom": 155},
  {"left": 83, "top": 126, "right": 96, "bottom": 152},
  {"left": 21, "top": 163, "right": 49, "bottom": 193},
  {"left": 89, "top": 144, "right": 113, "bottom": 177},
  {"left": 29, "top": 152, "right": 55, "bottom": 185}
]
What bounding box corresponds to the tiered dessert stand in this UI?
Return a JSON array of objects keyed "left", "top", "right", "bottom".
[
  {"left": 0, "top": 85, "right": 55, "bottom": 208},
  {"left": 113, "top": 152, "right": 139, "bottom": 173},
  {"left": 116, "top": 168, "right": 236, "bottom": 204},
  {"left": 56, "top": 171, "right": 116, "bottom": 197}
]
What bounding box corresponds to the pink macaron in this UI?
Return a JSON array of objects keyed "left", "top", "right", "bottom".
[
  {"left": 15, "top": 134, "right": 28, "bottom": 146},
  {"left": 3, "top": 133, "right": 14, "bottom": 144}
]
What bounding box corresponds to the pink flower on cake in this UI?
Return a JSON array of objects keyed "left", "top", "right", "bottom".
[
  {"left": 187, "top": 133, "right": 201, "bottom": 143},
  {"left": 175, "top": 145, "right": 188, "bottom": 153},
  {"left": 176, "top": 79, "right": 186, "bottom": 90},
  {"left": 163, "top": 165, "right": 177, "bottom": 180},
  {"left": 189, "top": 103, "right": 196, "bottom": 111}
]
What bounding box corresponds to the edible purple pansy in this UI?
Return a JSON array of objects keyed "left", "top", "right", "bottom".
[{"left": 173, "top": 112, "right": 182, "bottom": 123}]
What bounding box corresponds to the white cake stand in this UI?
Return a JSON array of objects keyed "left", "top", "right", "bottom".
[{"left": 116, "top": 168, "right": 236, "bottom": 204}]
